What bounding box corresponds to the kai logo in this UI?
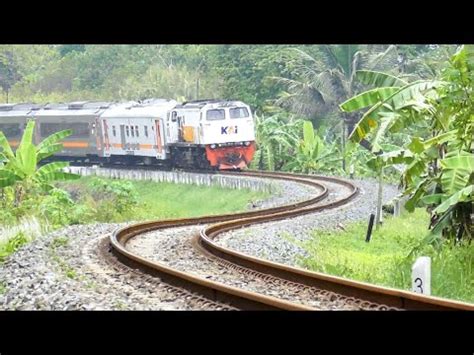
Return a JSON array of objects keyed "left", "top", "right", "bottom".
[{"left": 221, "top": 125, "right": 238, "bottom": 135}]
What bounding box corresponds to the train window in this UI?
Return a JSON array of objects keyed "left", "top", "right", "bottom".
[
  {"left": 126, "top": 126, "right": 130, "bottom": 137},
  {"left": 171, "top": 111, "right": 177, "bottom": 122},
  {"left": 144, "top": 126, "right": 148, "bottom": 137},
  {"left": 40, "top": 122, "right": 89, "bottom": 138},
  {"left": 230, "top": 107, "right": 249, "bottom": 119},
  {"left": 135, "top": 126, "right": 139, "bottom": 137},
  {"left": 112, "top": 126, "right": 116, "bottom": 137},
  {"left": 206, "top": 109, "right": 225, "bottom": 121},
  {"left": 131, "top": 126, "right": 135, "bottom": 137},
  {"left": 0, "top": 123, "right": 21, "bottom": 138}
]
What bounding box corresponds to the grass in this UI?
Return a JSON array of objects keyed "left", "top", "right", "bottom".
[
  {"left": 0, "top": 176, "right": 268, "bottom": 263},
  {"left": 49, "top": 236, "right": 79, "bottom": 280},
  {"left": 295, "top": 209, "right": 474, "bottom": 303},
  {"left": 0, "top": 232, "right": 30, "bottom": 262},
  {"left": 0, "top": 281, "right": 6, "bottom": 294},
  {"left": 61, "top": 176, "right": 270, "bottom": 222}
]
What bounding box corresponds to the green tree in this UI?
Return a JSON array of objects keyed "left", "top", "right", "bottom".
[
  {"left": 340, "top": 46, "right": 474, "bottom": 241},
  {"left": 211, "top": 45, "right": 292, "bottom": 111},
  {"left": 269, "top": 45, "right": 401, "bottom": 171},
  {"left": 0, "top": 49, "right": 21, "bottom": 103}
]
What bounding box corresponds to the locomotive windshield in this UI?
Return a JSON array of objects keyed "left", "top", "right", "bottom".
[
  {"left": 229, "top": 107, "right": 249, "bottom": 119},
  {"left": 206, "top": 109, "right": 225, "bottom": 120}
]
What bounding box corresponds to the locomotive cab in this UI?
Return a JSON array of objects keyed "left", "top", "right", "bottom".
[
  {"left": 167, "top": 100, "right": 256, "bottom": 170},
  {"left": 200, "top": 102, "right": 256, "bottom": 170}
]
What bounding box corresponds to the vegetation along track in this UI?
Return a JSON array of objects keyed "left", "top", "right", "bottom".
[{"left": 109, "top": 170, "right": 474, "bottom": 311}]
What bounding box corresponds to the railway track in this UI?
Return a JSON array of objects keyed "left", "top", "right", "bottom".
[{"left": 109, "top": 170, "right": 474, "bottom": 311}]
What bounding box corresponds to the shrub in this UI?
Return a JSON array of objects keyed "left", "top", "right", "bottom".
[{"left": 88, "top": 178, "right": 138, "bottom": 214}]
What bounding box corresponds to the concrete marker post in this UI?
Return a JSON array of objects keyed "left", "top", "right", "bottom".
[{"left": 412, "top": 256, "right": 431, "bottom": 295}]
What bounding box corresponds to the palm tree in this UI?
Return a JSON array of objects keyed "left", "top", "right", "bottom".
[{"left": 269, "top": 45, "right": 401, "bottom": 168}]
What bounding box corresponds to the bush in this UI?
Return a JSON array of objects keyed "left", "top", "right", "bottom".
[
  {"left": 87, "top": 178, "right": 139, "bottom": 220},
  {"left": 38, "top": 188, "right": 76, "bottom": 228}
]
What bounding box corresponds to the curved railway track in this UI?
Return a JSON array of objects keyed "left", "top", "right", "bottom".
[{"left": 109, "top": 170, "right": 474, "bottom": 311}]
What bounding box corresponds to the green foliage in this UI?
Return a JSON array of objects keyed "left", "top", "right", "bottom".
[
  {"left": 49, "top": 238, "right": 78, "bottom": 280},
  {"left": 0, "top": 120, "right": 79, "bottom": 202},
  {"left": 252, "top": 113, "right": 301, "bottom": 171},
  {"left": 0, "top": 48, "right": 21, "bottom": 101},
  {"left": 211, "top": 45, "right": 292, "bottom": 111},
  {"left": 59, "top": 177, "right": 270, "bottom": 222},
  {"left": 0, "top": 121, "right": 81, "bottom": 234},
  {"left": 297, "top": 209, "right": 474, "bottom": 303},
  {"left": 355, "top": 70, "right": 408, "bottom": 87},
  {"left": 285, "top": 121, "right": 342, "bottom": 174},
  {"left": 0, "top": 232, "right": 29, "bottom": 261},
  {"left": 89, "top": 178, "right": 139, "bottom": 215},
  {"left": 270, "top": 45, "right": 401, "bottom": 126},
  {"left": 37, "top": 188, "right": 76, "bottom": 228},
  {"left": 341, "top": 45, "right": 474, "bottom": 241},
  {"left": 51, "top": 236, "right": 69, "bottom": 248},
  {"left": 252, "top": 114, "right": 342, "bottom": 174}
]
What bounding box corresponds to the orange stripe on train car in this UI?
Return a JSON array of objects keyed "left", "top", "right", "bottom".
[{"left": 62, "top": 142, "right": 90, "bottom": 148}]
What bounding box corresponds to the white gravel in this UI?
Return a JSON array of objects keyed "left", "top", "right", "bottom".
[
  {"left": 0, "top": 173, "right": 399, "bottom": 310},
  {"left": 216, "top": 178, "right": 400, "bottom": 266}
]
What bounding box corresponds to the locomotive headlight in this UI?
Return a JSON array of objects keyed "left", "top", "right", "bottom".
[
  {"left": 210, "top": 144, "right": 217, "bottom": 149},
  {"left": 244, "top": 141, "right": 251, "bottom": 146}
]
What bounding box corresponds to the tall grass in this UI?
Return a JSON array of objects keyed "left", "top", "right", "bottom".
[
  {"left": 0, "top": 216, "right": 47, "bottom": 261},
  {"left": 296, "top": 209, "right": 474, "bottom": 303}
]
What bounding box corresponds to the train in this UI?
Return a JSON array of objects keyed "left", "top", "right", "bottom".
[{"left": 0, "top": 99, "right": 257, "bottom": 170}]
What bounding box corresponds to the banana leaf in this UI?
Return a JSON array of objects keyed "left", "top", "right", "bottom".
[
  {"left": 340, "top": 87, "right": 399, "bottom": 112},
  {"left": 36, "top": 129, "right": 72, "bottom": 153},
  {"left": 434, "top": 185, "right": 473, "bottom": 214},
  {"left": 355, "top": 70, "right": 408, "bottom": 88}
]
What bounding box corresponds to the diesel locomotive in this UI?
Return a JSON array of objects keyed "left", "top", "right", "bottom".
[{"left": 0, "top": 99, "right": 257, "bottom": 170}]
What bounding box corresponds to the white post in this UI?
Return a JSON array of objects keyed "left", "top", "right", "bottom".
[{"left": 412, "top": 256, "right": 431, "bottom": 295}]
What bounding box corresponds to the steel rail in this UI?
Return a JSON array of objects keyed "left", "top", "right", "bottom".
[{"left": 110, "top": 170, "right": 474, "bottom": 310}]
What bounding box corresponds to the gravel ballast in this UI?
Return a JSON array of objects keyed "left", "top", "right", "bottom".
[
  {"left": 216, "top": 178, "right": 400, "bottom": 266},
  {"left": 0, "top": 173, "right": 399, "bottom": 310}
]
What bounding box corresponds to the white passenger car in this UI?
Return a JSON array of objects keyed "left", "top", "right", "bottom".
[{"left": 98, "top": 99, "right": 177, "bottom": 163}]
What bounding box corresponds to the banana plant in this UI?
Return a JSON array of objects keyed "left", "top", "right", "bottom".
[
  {"left": 0, "top": 120, "right": 79, "bottom": 205},
  {"left": 253, "top": 114, "right": 301, "bottom": 171},
  {"left": 285, "top": 121, "right": 341, "bottom": 174},
  {"left": 337, "top": 45, "right": 474, "bottom": 240}
]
